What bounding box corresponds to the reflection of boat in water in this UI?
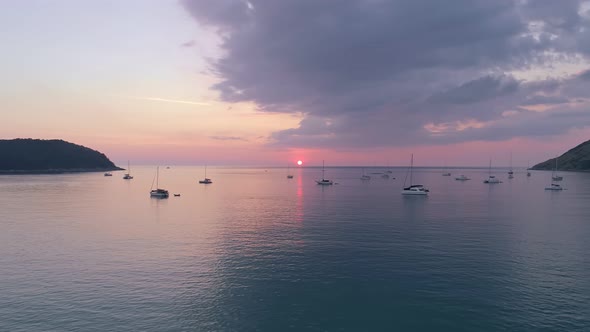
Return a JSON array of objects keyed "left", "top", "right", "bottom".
[
  {"left": 316, "top": 160, "right": 333, "bottom": 185},
  {"left": 150, "top": 166, "right": 169, "bottom": 198},
  {"left": 401, "top": 154, "right": 429, "bottom": 195},
  {"left": 455, "top": 175, "right": 470, "bottom": 181}
]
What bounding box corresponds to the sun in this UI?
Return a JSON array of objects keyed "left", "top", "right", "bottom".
[{"left": 297, "top": 160, "right": 303, "bottom": 166}]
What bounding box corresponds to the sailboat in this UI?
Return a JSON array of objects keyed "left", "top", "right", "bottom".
[
  {"left": 455, "top": 174, "right": 471, "bottom": 181},
  {"left": 508, "top": 152, "right": 514, "bottom": 179},
  {"left": 527, "top": 161, "right": 531, "bottom": 177},
  {"left": 123, "top": 161, "right": 133, "bottom": 179},
  {"left": 150, "top": 166, "right": 169, "bottom": 198},
  {"left": 442, "top": 162, "right": 451, "bottom": 176},
  {"left": 315, "top": 160, "right": 333, "bottom": 185},
  {"left": 287, "top": 164, "right": 294, "bottom": 179},
  {"left": 552, "top": 157, "right": 563, "bottom": 181},
  {"left": 401, "top": 154, "right": 429, "bottom": 195},
  {"left": 361, "top": 168, "right": 371, "bottom": 180},
  {"left": 484, "top": 159, "right": 502, "bottom": 184},
  {"left": 199, "top": 165, "right": 212, "bottom": 184}
]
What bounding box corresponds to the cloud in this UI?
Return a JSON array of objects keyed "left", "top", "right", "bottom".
[
  {"left": 182, "top": 0, "right": 590, "bottom": 148},
  {"left": 181, "top": 40, "right": 197, "bottom": 48}
]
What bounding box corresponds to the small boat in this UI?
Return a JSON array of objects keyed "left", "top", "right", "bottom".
[
  {"left": 316, "top": 160, "right": 333, "bottom": 185},
  {"left": 545, "top": 183, "right": 564, "bottom": 191},
  {"left": 150, "top": 166, "right": 169, "bottom": 198},
  {"left": 442, "top": 172, "right": 451, "bottom": 176},
  {"left": 199, "top": 165, "right": 213, "bottom": 184},
  {"left": 484, "top": 159, "right": 502, "bottom": 184},
  {"left": 442, "top": 162, "right": 451, "bottom": 176},
  {"left": 402, "top": 154, "right": 429, "bottom": 195},
  {"left": 455, "top": 175, "right": 470, "bottom": 181},
  {"left": 174, "top": 193, "right": 181, "bottom": 197},
  {"left": 123, "top": 161, "right": 133, "bottom": 180},
  {"left": 104, "top": 172, "right": 112, "bottom": 176},
  {"left": 526, "top": 161, "right": 531, "bottom": 177},
  {"left": 508, "top": 152, "right": 514, "bottom": 178},
  {"left": 381, "top": 173, "right": 390, "bottom": 179},
  {"left": 287, "top": 164, "right": 294, "bottom": 179},
  {"left": 361, "top": 168, "right": 371, "bottom": 180}
]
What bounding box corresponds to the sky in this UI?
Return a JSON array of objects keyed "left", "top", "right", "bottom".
[{"left": 2, "top": 0, "right": 590, "bottom": 166}]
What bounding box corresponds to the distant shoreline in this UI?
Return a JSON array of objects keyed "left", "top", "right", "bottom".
[{"left": 0, "top": 167, "right": 124, "bottom": 175}]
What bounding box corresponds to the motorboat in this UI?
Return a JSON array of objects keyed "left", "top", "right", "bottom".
[{"left": 104, "top": 172, "right": 112, "bottom": 176}]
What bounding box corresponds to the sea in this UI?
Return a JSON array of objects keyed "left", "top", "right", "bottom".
[{"left": 1, "top": 166, "right": 589, "bottom": 331}]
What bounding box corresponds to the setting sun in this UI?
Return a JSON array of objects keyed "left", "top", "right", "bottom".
[{"left": 297, "top": 160, "right": 303, "bottom": 166}]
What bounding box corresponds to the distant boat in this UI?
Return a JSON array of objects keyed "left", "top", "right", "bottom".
[
  {"left": 402, "top": 154, "right": 429, "bottom": 195},
  {"left": 552, "top": 156, "right": 563, "bottom": 181},
  {"left": 287, "top": 164, "right": 294, "bottom": 179},
  {"left": 361, "top": 168, "right": 371, "bottom": 180},
  {"left": 150, "top": 166, "right": 169, "bottom": 198},
  {"left": 508, "top": 152, "right": 514, "bottom": 177},
  {"left": 455, "top": 175, "right": 470, "bottom": 181},
  {"left": 484, "top": 159, "right": 502, "bottom": 184},
  {"left": 199, "top": 165, "right": 212, "bottom": 184},
  {"left": 316, "top": 160, "right": 333, "bottom": 185},
  {"left": 123, "top": 161, "right": 133, "bottom": 180},
  {"left": 527, "top": 161, "right": 531, "bottom": 177},
  {"left": 442, "top": 163, "right": 451, "bottom": 176},
  {"left": 545, "top": 183, "right": 564, "bottom": 191},
  {"left": 381, "top": 173, "right": 390, "bottom": 179},
  {"left": 174, "top": 193, "right": 181, "bottom": 197},
  {"left": 104, "top": 172, "right": 112, "bottom": 177}
]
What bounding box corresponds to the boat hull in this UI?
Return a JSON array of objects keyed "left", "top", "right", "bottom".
[{"left": 401, "top": 190, "right": 428, "bottom": 195}]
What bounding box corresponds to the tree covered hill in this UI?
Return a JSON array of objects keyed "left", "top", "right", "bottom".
[
  {"left": 532, "top": 139, "right": 590, "bottom": 171},
  {"left": 0, "top": 139, "right": 121, "bottom": 173}
]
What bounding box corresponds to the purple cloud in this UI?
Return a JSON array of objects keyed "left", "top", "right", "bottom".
[{"left": 182, "top": 0, "right": 590, "bottom": 148}]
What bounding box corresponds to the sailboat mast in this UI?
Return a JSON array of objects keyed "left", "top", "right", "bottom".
[
  {"left": 156, "top": 166, "right": 159, "bottom": 188},
  {"left": 322, "top": 160, "right": 325, "bottom": 180},
  {"left": 489, "top": 159, "right": 492, "bottom": 176},
  {"left": 410, "top": 154, "right": 413, "bottom": 185}
]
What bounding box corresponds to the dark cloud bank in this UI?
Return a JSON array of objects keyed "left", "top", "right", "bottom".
[{"left": 182, "top": 0, "right": 590, "bottom": 148}]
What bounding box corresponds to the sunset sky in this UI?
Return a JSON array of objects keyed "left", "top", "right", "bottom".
[{"left": 2, "top": 0, "right": 590, "bottom": 166}]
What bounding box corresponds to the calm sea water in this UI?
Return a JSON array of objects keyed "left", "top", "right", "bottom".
[{"left": 1, "top": 166, "right": 589, "bottom": 331}]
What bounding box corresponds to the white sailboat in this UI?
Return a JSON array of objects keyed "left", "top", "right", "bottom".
[
  {"left": 316, "top": 160, "right": 333, "bottom": 185},
  {"left": 199, "top": 165, "right": 212, "bottom": 184},
  {"left": 361, "top": 168, "right": 371, "bottom": 180},
  {"left": 484, "top": 159, "right": 502, "bottom": 184},
  {"left": 552, "top": 157, "right": 563, "bottom": 181},
  {"left": 455, "top": 174, "right": 470, "bottom": 181},
  {"left": 401, "top": 154, "right": 429, "bottom": 195},
  {"left": 123, "top": 161, "right": 133, "bottom": 179},
  {"left": 442, "top": 162, "right": 451, "bottom": 176},
  {"left": 150, "top": 166, "right": 169, "bottom": 198},
  {"left": 527, "top": 161, "right": 531, "bottom": 177},
  {"left": 508, "top": 152, "right": 514, "bottom": 179}
]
